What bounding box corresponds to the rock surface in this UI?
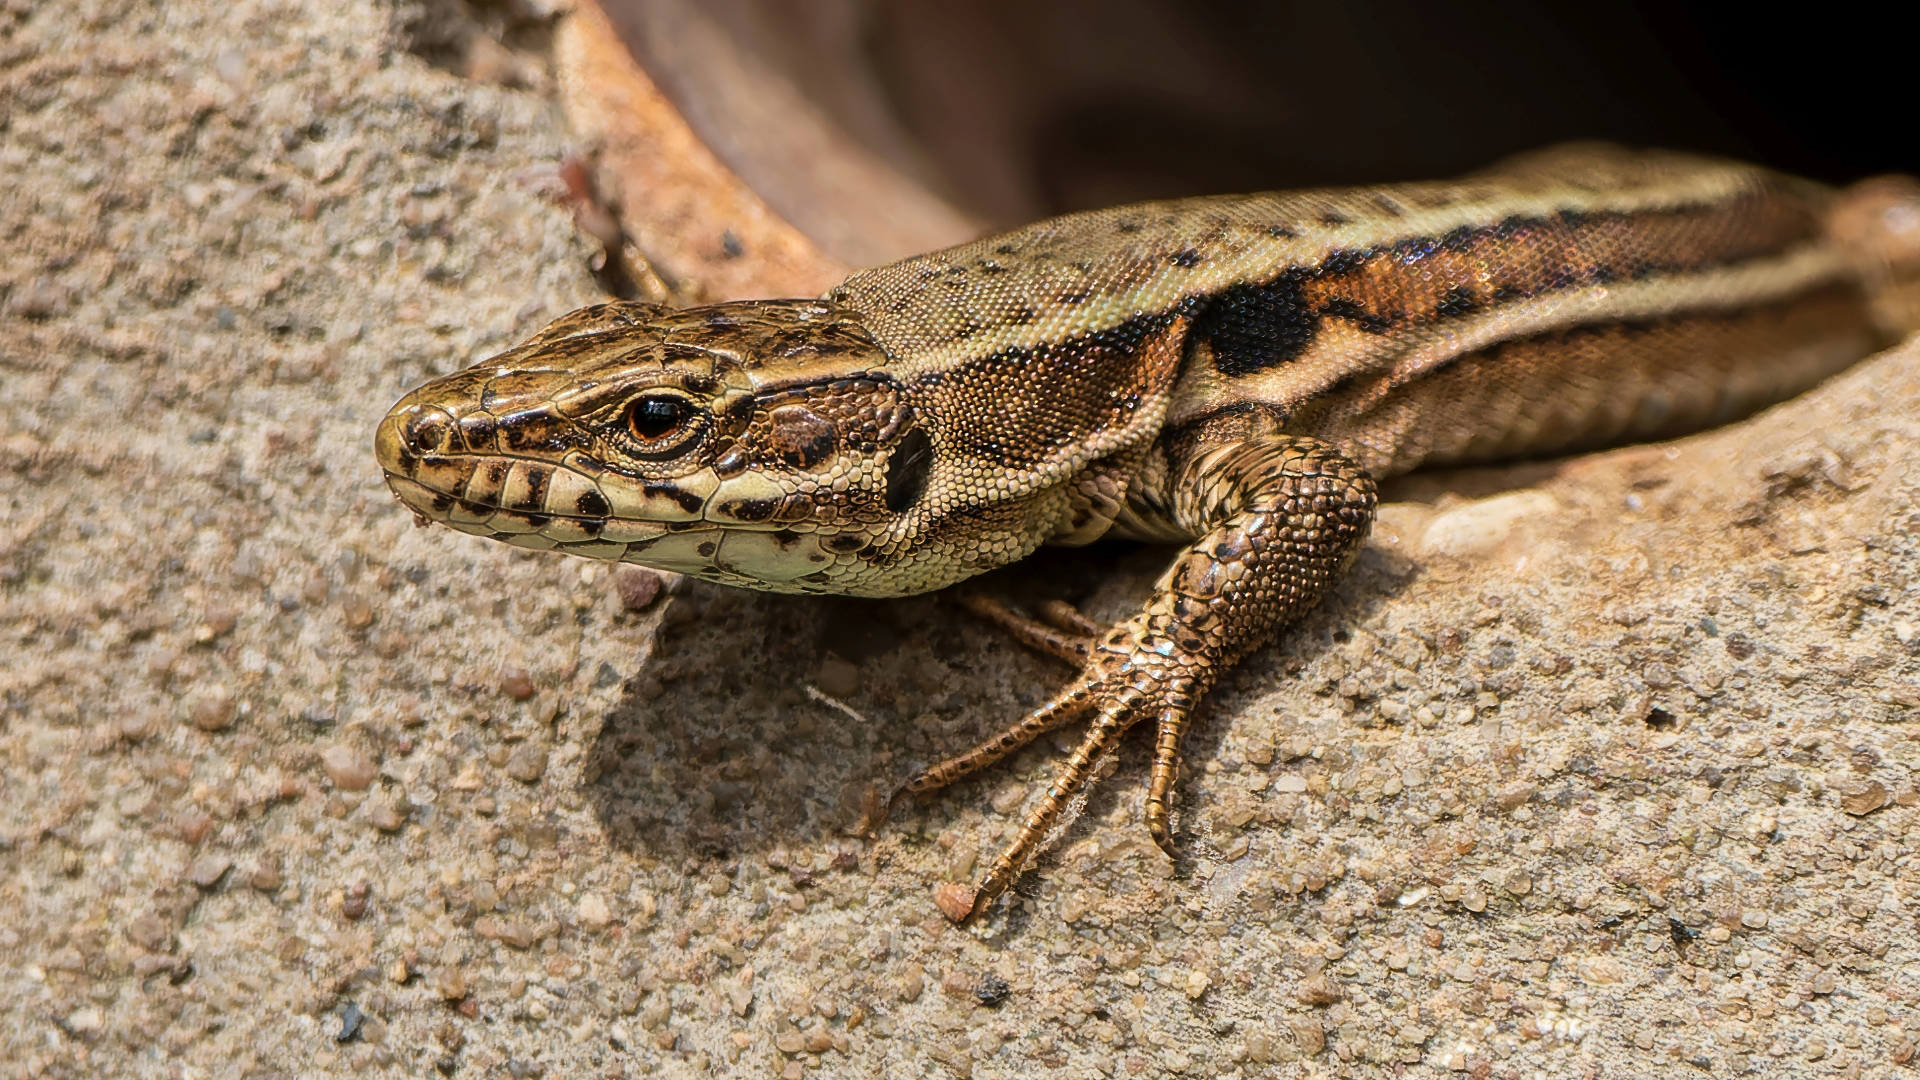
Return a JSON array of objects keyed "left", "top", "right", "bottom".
[{"left": 3, "top": 2, "right": 1918, "bottom": 1078}]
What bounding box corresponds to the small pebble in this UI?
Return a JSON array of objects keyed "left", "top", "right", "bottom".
[
  {"left": 436, "top": 967, "right": 469, "bottom": 1001},
  {"left": 321, "top": 745, "right": 377, "bottom": 791},
  {"left": 933, "top": 882, "right": 975, "bottom": 922},
  {"left": 177, "top": 812, "right": 214, "bottom": 844},
  {"left": 188, "top": 691, "right": 237, "bottom": 732},
  {"left": 343, "top": 882, "right": 370, "bottom": 920},
  {"left": 249, "top": 856, "right": 283, "bottom": 892},
  {"left": 614, "top": 566, "right": 663, "bottom": 609},
  {"left": 1841, "top": 781, "right": 1889, "bottom": 816},
  {"left": 975, "top": 974, "right": 1011, "bottom": 1006},
  {"left": 498, "top": 666, "right": 536, "bottom": 701},
  {"left": 342, "top": 598, "right": 375, "bottom": 630},
  {"left": 1740, "top": 909, "right": 1770, "bottom": 930},
  {"left": 367, "top": 801, "right": 406, "bottom": 832},
  {"left": 505, "top": 745, "right": 548, "bottom": 783},
  {"left": 184, "top": 854, "right": 232, "bottom": 889},
  {"left": 336, "top": 1004, "right": 364, "bottom": 1043},
  {"left": 578, "top": 893, "right": 612, "bottom": 930},
  {"left": 1297, "top": 973, "right": 1343, "bottom": 1006},
  {"left": 125, "top": 913, "right": 172, "bottom": 953}
]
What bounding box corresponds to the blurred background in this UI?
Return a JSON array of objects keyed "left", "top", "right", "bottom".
[{"left": 406, "top": 0, "right": 1918, "bottom": 268}]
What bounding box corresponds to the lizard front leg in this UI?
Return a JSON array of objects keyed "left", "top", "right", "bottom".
[{"left": 923, "top": 435, "right": 1378, "bottom": 920}]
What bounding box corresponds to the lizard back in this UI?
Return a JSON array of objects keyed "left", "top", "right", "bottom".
[{"left": 829, "top": 143, "right": 1883, "bottom": 478}]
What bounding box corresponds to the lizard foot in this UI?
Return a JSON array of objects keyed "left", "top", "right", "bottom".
[{"left": 951, "top": 591, "right": 1102, "bottom": 664}]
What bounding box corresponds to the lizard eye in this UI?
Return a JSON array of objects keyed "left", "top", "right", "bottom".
[{"left": 626, "top": 394, "right": 695, "bottom": 443}]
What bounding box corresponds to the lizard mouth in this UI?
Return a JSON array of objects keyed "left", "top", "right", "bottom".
[{"left": 378, "top": 423, "right": 858, "bottom": 588}]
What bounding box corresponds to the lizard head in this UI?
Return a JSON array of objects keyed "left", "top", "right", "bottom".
[{"left": 375, "top": 299, "right": 938, "bottom": 593}]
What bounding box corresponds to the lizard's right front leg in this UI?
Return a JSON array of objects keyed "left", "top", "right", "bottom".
[{"left": 900, "top": 435, "right": 1378, "bottom": 920}]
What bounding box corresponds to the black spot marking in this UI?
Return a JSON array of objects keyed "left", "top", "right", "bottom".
[
  {"left": 1319, "top": 211, "right": 1350, "bottom": 226},
  {"left": 822, "top": 533, "right": 867, "bottom": 553},
  {"left": 1319, "top": 248, "right": 1371, "bottom": 275},
  {"left": 724, "top": 499, "right": 777, "bottom": 523},
  {"left": 994, "top": 243, "right": 1017, "bottom": 255},
  {"left": 1266, "top": 224, "right": 1300, "bottom": 238},
  {"left": 1191, "top": 272, "right": 1320, "bottom": 376},
  {"left": 885, "top": 426, "right": 933, "bottom": 514},
  {"left": 1435, "top": 287, "right": 1478, "bottom": 318},
  {"left": 1116, "top": 221, "right": 1143, "bottom": 233},
  {"left": 1167, "top": 249, "right": 1203, "bottom": 268},
  {"left": 1057, "top": 290, "right": 1092, "bottom": 306},
  {"left": 644, "top": 481, "right": 705, "bottom": 516},
  {"left": 696, "top": 541, "right": 717, "bottom": 557},
  {"left": 1320, "top": 297, "right": 1393, "bottom": 334},
  {"left": 509, "top": 468, "right": 549, "bottom": 512},
  {"left": 575, "top": 489, "right": 610, "bottom": 518}
]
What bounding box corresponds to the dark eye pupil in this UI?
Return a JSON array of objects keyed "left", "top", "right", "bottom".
[{"left": 629, "top": 397, "right": 689, "bottom": 440}]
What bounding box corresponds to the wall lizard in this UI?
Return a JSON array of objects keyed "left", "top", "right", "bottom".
[{"left": 376, "top": 144, "right": 1920, "bottom": 920}]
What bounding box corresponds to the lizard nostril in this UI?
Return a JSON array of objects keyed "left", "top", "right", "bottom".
[{"left": 401, "top": 409, "right": 452, "bottom": 455}]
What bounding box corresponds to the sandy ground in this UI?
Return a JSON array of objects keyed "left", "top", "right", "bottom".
[{"left": 4, "top": 3, "right": 1919, "bottom": 1078}]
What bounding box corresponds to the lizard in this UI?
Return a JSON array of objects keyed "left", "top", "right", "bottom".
[{"left": 375, "top": 143, "right": 1920, "bottom": 921}]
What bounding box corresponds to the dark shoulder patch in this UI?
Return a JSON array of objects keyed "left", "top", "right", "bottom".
[
  {"left": 1191, "top": 271, "right": 1319, "bottom": 377},
  {"left": 1167, "top": 249, "right": 1204, "bottom": 268}
]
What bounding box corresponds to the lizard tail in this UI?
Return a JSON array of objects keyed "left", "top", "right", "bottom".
[{"left": 1829, "top": 173, "right": 1920, "bottom": 339}]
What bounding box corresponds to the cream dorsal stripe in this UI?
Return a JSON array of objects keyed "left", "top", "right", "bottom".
[{"left": 830, "top": 146, "right": 1821, "bottom": 374}]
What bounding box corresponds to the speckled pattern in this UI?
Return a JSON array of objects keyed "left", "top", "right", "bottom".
[{"left": 5, "top": 3, "right": 1920, "bottom": 1079}]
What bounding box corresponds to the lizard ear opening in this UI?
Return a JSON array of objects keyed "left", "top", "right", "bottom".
[{"left": 885, "top": 427, "right": 932, "bottom": 513}]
